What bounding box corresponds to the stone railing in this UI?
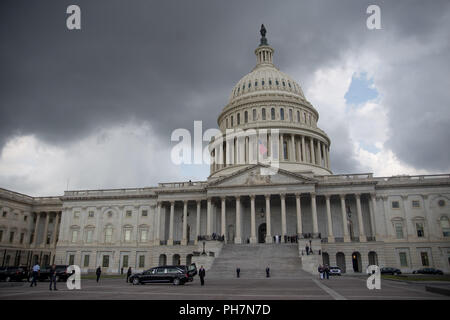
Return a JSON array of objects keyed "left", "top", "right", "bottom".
[
  {"left": 158, "top": 181, "right": 208, "bottom": 188},
  {"left": 64, "top": 187, "right": 156, "bottom": 198}
]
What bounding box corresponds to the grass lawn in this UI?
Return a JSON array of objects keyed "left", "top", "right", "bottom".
[{"left": 382, "top": 274, "right": 450, "bottom": 282}]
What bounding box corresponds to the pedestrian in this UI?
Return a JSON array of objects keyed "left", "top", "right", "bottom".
[
  {"left": 318, "top": 265, "right": 323, "bottom": 279},
  {"left": 121, "top": 267, "right": 123, "bottom": 275},
  {"left": 199, "top": 265, "right": 206, "bottom": 286},
  {"left": 266, "top": 266, "right": 270, "bottom": 278},
  {"left": 126, "top": 267, "right": 132, "bottom": 283},
  {"left": 96, "top": 266, "right": 102, "bottom": 283},
  {"left": 49, "top": 264, "right": 58, "bottom": 291},
  {"left": 30, "top": 262, "right": 40, "bottom": 287},
  {"left": 306, "top": 245, "right": 309, "bottom": 255},
  {"left": 324, "top": 265, "right": 330, "bottom": 280},
  {"left": 236, "top": 267, "right": 240, "bottom": 278}
]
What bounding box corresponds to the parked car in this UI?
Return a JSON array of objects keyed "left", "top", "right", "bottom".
[
  {"left": 380, "top": 267, "right": 402, "bottom": 275},
  {"left": 329, "top": 266, "right": 342, "bottom": 276},
  {"left": 129, "top": 265, "right": 191, "bottom": 285},
  {"left": 29, "top": 265, "right": 71, "bottom": 282},
  {"left": 0, "top": 266, "right": 29, "bottom": 282},
  {"left": 413, "top": 268, "right": 444, "bottom": 275}
]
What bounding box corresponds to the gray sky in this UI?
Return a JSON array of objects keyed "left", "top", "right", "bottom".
[{"left": 1, "top": 0, "right": 449, "bottom": 196}]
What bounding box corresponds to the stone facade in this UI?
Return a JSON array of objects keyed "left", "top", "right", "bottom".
[{"left": 1, "top": 29, "right": 449, "bottom": 274}]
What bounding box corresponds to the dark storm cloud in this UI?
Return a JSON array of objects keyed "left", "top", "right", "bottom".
[{"left": 1, "top": 0, "right": 449, "bottom": 174}]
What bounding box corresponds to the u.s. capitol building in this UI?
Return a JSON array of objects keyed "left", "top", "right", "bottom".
[{"left": 1, "top": 27, "right": 449, "bottom": 276}]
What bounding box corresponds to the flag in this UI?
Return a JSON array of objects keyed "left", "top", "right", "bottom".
[{"left": 258, "top": 139, "right": 267, "bottom": 156}]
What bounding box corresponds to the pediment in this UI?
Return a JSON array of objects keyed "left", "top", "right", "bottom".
[{"left": 209, "top": 164, "right": 316, "bottom": 187}]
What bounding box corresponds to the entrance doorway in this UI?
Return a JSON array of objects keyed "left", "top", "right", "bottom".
[
  {"left": 227, "top": 225, "right": 235, "bottom": 244},
  {"left": 258, "top": 223, "right": 267, "bottom": 243},
  {"left": 352, "top": 252, "right": 362, "bottom": 272}
]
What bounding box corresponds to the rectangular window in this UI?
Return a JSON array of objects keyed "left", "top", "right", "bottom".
[
  {"left": 231, "top": 115, "right": 234, "bottom": 126},
  {"left": 71, "top": 230, "right": 78, "bottom": 243},
  {"left": 297, "top": 110, "right": 300, "bottom": 122},
  {"left": 20, "top": 233, "right": 24, "bottom": 244},
  {"left": 0, "top": 230, "right": 3, "bottom": 242},
  {"left": 392, "top": 201, "right": 400, "bottom": 209},
  {"left": 237, "top": 113, "right": 240, "bottom": 125},
  {"left": 105, "top": 228, "right": 112, "bottom": 242},
  {"left": 88, "top": 211, "right": 94, "bottom": 218},
  {"left": 140, "top": 230, "right": 148, "bottom": 242},
  {"left": 124, "top": 229, "right": 131, "bottom": 242},
  {"left": 283, "top": 141, "right": 288, "bottom": 160},
  {"left": 126, "top": 210, "right": 132, "bottom": 217},
  {"left": 420, "top": 252, "right": 429, "bottom": 266},
  {"left": 24, "top": 216, "right": 28, "bottom": 221},
  {"left": 395, "top": 223, "right": 404, "bottom": 239},
  {"left": 253, "top": 109, "right": 256, "bottom": 121},
  {"left": 102, "top": 255, "right": 109, "bottom": 268},
  {"left": 2, "top": 212, "right": 7, "bottom": 217},
  {"left": 86, "top": 229, "right": 93, "bottom": 243},
  {"left": 139, "top": 255, "right": 145, "bottom": 268},
  {"left": 9, "top": 232, "right": 14, "bottom": 243},
  {"left": 84, "top": 255, "right": 90, "bottom": 267},
  {"left": 141, "top": 210, "right": 148, "bottom": 217},
  {"left": 69, "top": 255, "right": 75, "bottom": 265},
  {"left": 416, "top": 223, "right": 424, "bottom": 237},
  {"left": 399, "top": 252, "right": 408, "bottom": 267},
  {"left": 412, "top": 200, "right": 420, "bottom": 208},
  {"left": 123, "top": 255, "right": 129, "bottom": 268},
  {"left": 262, "top": 108, "right": 266, "bottom": 120}
]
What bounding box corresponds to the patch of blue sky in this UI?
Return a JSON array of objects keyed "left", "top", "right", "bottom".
[{"left": 344, "top": 72, "right": 378, "bottom": 106}]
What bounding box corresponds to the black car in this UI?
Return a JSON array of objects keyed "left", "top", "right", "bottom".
[
  {"left": 413, "top": 268, "right": 444, "bottom": 275},
  {"left": 130, "top": 265, "right": 191, "bottom": 285},
  {"left": 0, "top": 266, "right": 29, "bottom": 282},
  {"left": 177, "top": 264, "right": 197, "bottom": 281},
  {"left": 30, "top": 265, "right": 71, "bottom": 282},
  {"left": 380, "top": 267, "right": 402, "bottom": 275}
]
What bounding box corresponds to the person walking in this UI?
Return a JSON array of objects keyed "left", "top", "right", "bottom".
[
  {"left": 236, "top": 267, "right": 240, "bottom": 278},
  {"left": 266, "top": 266, "right": 270, "bottom": 278},
  {"left": 199, "top": 265, "right": 205, "bottom": 286},
  {"left": 305, "top": 245, "right": 309, "bottom": 255},
  {"left": 318, "top": 265, "right": 323, "bottom": 279},
  {"left": 96, "top": 266, "right": 102, "bottom": 283},
  {"left": 49, "top": 264, "right": 58, "bottom": 291},
  {"left": 30, "top": 262, "right": 40, "bottom": 287},
  {"left": 324, "top": 265, "right": 330, "bottom": 280},
  {"left": 126, "top": 267, "right": 132, "bottom": 283}
]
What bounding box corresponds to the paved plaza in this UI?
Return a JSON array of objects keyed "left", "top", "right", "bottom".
[{"left": 0, "top": 275, "right": 449, "bottom": 300}]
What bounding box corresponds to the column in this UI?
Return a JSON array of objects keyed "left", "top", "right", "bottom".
[
  {"left": 280, "top": 194, "right": 287, "bottom": 242},
  {"left": 52, "top": 213, "right": 60, "bottom": 246},
  {"left": 322, "top": 143, "right": 327, "bottom": 168},
  {"left": 301, "top": 136, "right": 306, "bottom": 163},
  {"left": 317, "top": 141, "right": 322, "bottom": 167},
  {"left": 42, "top": 212, "right": 50, "bottom": 247},
  {"left": 325, "top": 195, "right": 334, "bottom": 242},
  {"left": 310, "top": 137, "right": 315, "bottom": 164},
  {"left": 221, "top": 197, "right": 226, "bottom": 240},
  {"left": 369, "top": 193, "right": 377, "bottom": 239},
  {"left": 195, "top": 200, "right": 201, "bottom": 244},
  {"left": 295, "top": 194, "right": 303, "bottom": 236},
  {"left": 265, "top": 195, "right": 272, "bottom": 243},
  {"left": 326, "top": 146, "right": 330, "bottom": 168},
  {"left": 311, "top": 193, "right": 319, "bottom": 236},
  {"left": 340, "top": 194, "right": 351, "bottom": 242},
  {"left": 168, "top": 201, "right": 174, "bottom": 245},
  {"left": 279, "top": 133, "right": 284, "bottom": 161},
  {"left": 207, "top": 198, "right": 212, "bottom": 236},
  {"left": 290, "top": 134, "right": 296, "bottom": 162},
  {"left": 33, "top": 212, "right": 41, "bottom": 247},
  {"left": 155, "top": 202, "right": 161, "bottom": 244},
  {"left": 250, "top": 195, "right": 256, "bottom": 244},
  {"left": 182, "top": 200, "right": 188, "bottom": 245},
  {"left": 234, "top": 196, "right": 242, "bottom": 244},
  {"left": 355, "top": 194, "right": 366, "bottom": 242}
]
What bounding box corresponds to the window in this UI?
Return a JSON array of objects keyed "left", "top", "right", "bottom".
[
  {"left": 283, "top": 141, "right": 288, "bottom": 160},
  {"left": 244, "top": 111, "right": 248, "bottom": 123},
  {"left": 140, "top": 229, "right": 148, "bottom": 242},
  {"left": 254, "top": 81, "right": 258, "bottom": 87},
  {"left": 126, "top": 210, "right": 132, "bottom": 217},
  {"left": 237, "top": 113, "right": 240, "bottom": 125},
  {"left": 416, "top": 223, "right": 424, "bottom": 237},
  {"left": 124, "top": 229, "right": 132, "bottom": 242},
  {"left": 46, "top": 233, "right": 51, "bottom": 244},
  {"left": 231, "top": 116, "right": 233, "bottom": 126},
  {"left": 49, "top": 217, "right": 54, "bottom": 223},
  {"left": 420, "top": 252, "right": 429, "bottom": 266},
  {"left": 73, "top": 211, "right": 80, "bottom": 219},
  {"left": 226, "top": 118, "right": 228, "bottom": 128},
  {"left": 123, "top": 255, "right": 129, "bottom": 268},
  {"left": 262, "top": 80, "right": 265, "bottom": 86},
  {"left": 86, "top": 229, "right": 93, "bottom": 243},
  {"left": 69, "top": 255, "right": 75, "bottom": 265},
  {"left": 9, "top": 232, "right": 14, "bottom": 243},
  {"left": 20, "top": 233, "right": 24, "bottom": 244},
  {"left": 2, "top": 212, "right": 7, "bottom": 217},
  {"left": 84, "top": 255, "right": 90, "bottom": 267},
  {"left": 142, "top": 210, "right": 148, "bottom": 217},
  {"left": 399, "top": 252, "right": 408, "bottom": 267},
  {"left": 280, "top": 108, "right": 284, "bottom": 120},
  {"left": 102, "top": 255, "right": 109, "bottom": 268},
  {"left": 395, "top": 223, "right": 404, "bottom": 239},
  {"left": 88, "top": 211, "right": 94, "bottom": 218},
  {"left": 297, "top": 110, "right": 300, "bottom": 122},
  {"left": 105, "top": 226, "right": 113, "bottom": 242},
  {"left": 107, "top": 211, "right": 113, "bottom": 218},
  {"left": 271, "top": 108, "right": 275, "bottom": 120},
  {"left": 412, "top": 200, "right": 420, "bottom": 208},
  {"left": 139, "top": 255, "right": 145, "bottom": 268},
  {"left": 0, "top": 230, "right": 3, "bottom": 242},
  {"left": 289, "top": 109, "right": 293, "bottom": 122},
  {"left": 252, "top": 109, "right": 256, "bottom": 121},
  {"left": 262, "top": 108, "right": 266, "bottom": 120},
  {"left": 269, "top": 79, "right": 272, "bottom": 85},
  {"left": 392, "top": 201, "right": 400, "bottom": 209},
  {"left": 440, "top": 217, "right": 450, "bottom": 237},
  {"left": 71, "top": 230, "right": 78, "bottom": 243},
  {"left": 275, "top": 80, "right": 279, "bottom": 86},
  {"left": 248, "top": 82, "right": 251, "bottom": 88},
  {"left": 438, "top": 199, "right": 445, "bottom": 207},
  {"left": 24, "top": 216, "right": 28, "bottom": 222}
]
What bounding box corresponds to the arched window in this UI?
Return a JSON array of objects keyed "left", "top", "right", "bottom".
[
  {"left": 262, "top": 108, "right": 266, "bottom": 120},
  {"left": 297, "top": 110, "right": 300, "bottom": 122},
  {"left": 280, "top": 108, "right": 284, "bottom": 120},
  {"left": 237, "top": 113, "right": 240, "bottom": 125},
  {"left": 244, "top": 111, "right": 248, "bottom": 123},
  {"left": 253, "top": 109, "right": 256, "bottom": 121},
  {"left": 271, "top": 108, "right": 275, "bottom": 120}
]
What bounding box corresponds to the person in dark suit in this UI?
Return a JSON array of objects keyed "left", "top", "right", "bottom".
[
  {"left": 49, "top": 264, "right": 57, "bottom": 291},
  {"left": 126, "top": 267, "right": 132, "bottom": 283},
  {"left": 266, "top": 266, "right": 270, "bottom": 278},
  {"left": 236, "top": 267, "right": 240, "bottom": 278},
  {"left": 306, "top": 245, "right": 309, "bottom": 255},
  {"left": 96, "top": 266, "right": 102, "bottom": 283},
  {"left": 199, "top": 265, "right": 206, "bottom": 286}
]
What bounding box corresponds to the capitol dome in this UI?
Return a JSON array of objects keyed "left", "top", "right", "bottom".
[{"left": 209, "top": 25, "right": 332, "bottom": 179}]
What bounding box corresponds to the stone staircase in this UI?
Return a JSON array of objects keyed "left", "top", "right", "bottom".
[{"left": 207, "top": 243, "right": 310, "bottom": 278}]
